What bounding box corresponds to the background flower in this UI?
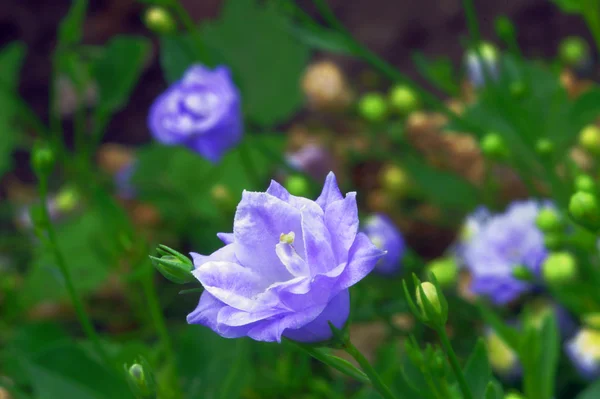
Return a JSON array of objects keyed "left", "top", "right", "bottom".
[
  {"left": 566, "top": 327, "right": 600, "bottom": 380},
  {"left": 361, "top": 213, "right": 405, "bottom": 274}
]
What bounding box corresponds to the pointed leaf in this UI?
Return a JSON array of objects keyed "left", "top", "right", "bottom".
[{"left": 463, "top": 339, "right": 492, "bottom": 399}]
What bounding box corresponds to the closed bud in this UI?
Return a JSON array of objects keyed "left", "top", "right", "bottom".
[
  {"left": 480, "top": 133, "right": 508, "bottom": 160},
  {"left": 535, "top": 138, "right": 554, "bottom": 156},
  {"left": 416, "top": 282, "right": 442, "bottom": 320},
  {"left": 358, "top": 93, "right": 387, "bottom": 122},
  {"left": 504, "top": 392, "right": 525, "bottom": 399},
  {"left": 575, "top": 174, "right": 596, "bottom": 193},
  {"left": 579, "top": 124, "right": 600, "bottom": 155},
  {"left": 143, "top": 7, "right": 176, "bottom": 34},
  {"left": 495, "top": 16, "right": 516, "bottom": 43},
  {"left": 559, "top": 36, "right": 590, "bottom": 67},
  {"left": 31, "top": 142, "right": 55, "bottom": 179},
  {"left": 542, "top": 251, "right": 577, "bottom": 284},
  {"left": 125, "top": 358, "right": 156, "bottom": 399},
  {"left": 55, "top": 187, "right": 80, "bottom": 213},
  {"left": 512, "top": 265, "right": 534, "bottom": 282},
  {"left": 284, "top": 174, "right": 310, "bottom": 197},
  {"left": 426, "top": 257, "right": 458, "bottom": 288},
  {"left": 210, "top": 184, "right": 235, "bottom": 214},
  {"left": 380, "top": 164, "right": 410, "bottom": 197},
  {"left": 485, "top": 329, "right": 519, "bottom": 377},
  {"left": 388, "top": 85, "right": 420, "bottom": 115},
  {"left": 535, "top": 207, "right": 561, "bottom": 232},
  {"left": 150, "top": 245, "right": 194, "bottom": 284},
  {"left": 569, "top": 191, "right": 600, "bottom": 231}
]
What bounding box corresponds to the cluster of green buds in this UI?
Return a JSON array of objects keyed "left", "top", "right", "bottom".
[
  {"left": 480, "top": 132, "right": 509, "bottom": 161},
  {"left": 559, "top": 36, "right": 590, "bottom": 68},
  {"left": 569, "top": 190, "right": 600, "bottom": 232},
  {"left": 358, "top": 85, "right": 420, "bottom": 122},
  {"left": 579, "top": 124, "right": 600, "bottom": 156},
  {"left": 535, "top": 206, "right": 564, "bottom": 251},
  {"left": 124, "top": 357, "right": 156, "bottom": 399},
  {"left": 150, "top": 245, "right": 194, "bottom": 284},
  {"left": 404, "top": 274, "right": 448, "bottom": 329}
]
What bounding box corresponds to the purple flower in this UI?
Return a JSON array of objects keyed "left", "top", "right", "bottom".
[
  {"left": 361, "top": 214, "right": 405, "bottom": 274},
  {"left": 464, "top": 42, "right": 500, "bottom": 88},
  {"left": 566, "top": 327, "right": 600, "bottom": 379},
  {"left": 461, "top": 200, "right": 548, "bottom": 304},
  {"left": 115, "top": 162, "right": 136, "bottom": 200},
  {"left": 187, "top": 173, "right": 385, "bottom": 343},
  {"left": 285, "top": 144, "right": 335, "bottom": 181},
  {"left": 148, "top": 65, "right": 242, "bottom": 163}
]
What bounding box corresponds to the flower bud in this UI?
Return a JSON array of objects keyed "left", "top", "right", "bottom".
[
  {"left": 210, "top": 184, "right": 236, "bottom": 214},
  {"left": 504, "top": 392, "right": 525, "bottom": 399},
  {"left": 480, "top": 133, "right": 508, "bottom": 160},
  {"left": 125, "top": 358, "right": 156, "bottom": 399},
  {"left": 579, "top": 124, "right": 600, "bottom": 155},
  {"left": 485, "top": 329, "right": 520, "bottom": 377},
  {"left": 358, "top": 93, "right": 387, "bottom": 122},
  {"left": 512, "top": 265, "right": 534, "bottom": 282},
  {"left": 31, "top": 142, "right": 55, "bottom": 179},
  {"left": 569, "top": 191, "right": 600, "bottom": 231},
  {"left": 388, "top": 85, "right": 420, "bottom": 115},
  {"left": 143, "top": 7, "right": 176, "bottom": 34},
  {"left": 284, "top": 174, "right": 310, "bottom": 197},
  {"left": 535, "top": 138, "right": 554, "bottom": 157},
  {"left": 575, "top": 174, "right": 596, "bottom": 193},
  {"left": 150, "top": 246, "right": 194, "bottom": 284},
  {"left": 542, "top": 251, "right": 577, "bottom": 284},
  {"left": 426, "top": 257, "right": 458, "bottom": 288},
  {"left": 379, "top": 164, "right": 410, "bottom": 197},
  {"left": 494, "top": 16, "right": 516, "bottom": 43},
  {"left": 416, "top": 282, "right": 442, "bottom": 320},
  {"left": 535, "top": 207, "right": 561, "bottom": 232},
  {"left": 559, "top": 36, "right": 590, "bottom": 67},
  {"left": 55, "top": 187, "right": 80, "bottom": 213}
]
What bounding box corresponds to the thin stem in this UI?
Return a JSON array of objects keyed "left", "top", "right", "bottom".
[
  {"left": 169, "top": 0, "right": 209, "bottom": 62},
  {"left": 343, "top": 340, "right": 398, "bottom": 399},
  {"left": 36, "top": 176, "right": 110, "bottom": 366},
  {"left": 461, "top": 0, "right": 481, "bottom": 46},
  {"left": 436, "top": 327, "right": 473, "bottom": 399},
  {"left": 583, "top": 0, "right": 600, "bottom": 56}
]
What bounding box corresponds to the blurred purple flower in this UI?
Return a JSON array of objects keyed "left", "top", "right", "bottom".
[
  {"left": 187, "top": 172, "right": 385, "bottom": 343},
  {"left": 148, "top": 65, "right": 242, "bottom": 163},
  {"left": 361, "top": 214, "right": 405, "bottom": 274},
  {"left": 461, "top": 200, "right": 548, "bottom": 304},
  {"left": 566, "top": 327, "right": 600, "bottom": 380},
  {"left": 465, "top": 42, "right": 500, "bottom": 88},
  {"left": 115, "top": 162, "right": 136, "bottom": 200},
  {"left": 285, "top": 144, "right": 334, "bottom": 181}
]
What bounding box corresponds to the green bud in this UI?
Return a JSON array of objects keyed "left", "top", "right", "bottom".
[
  {"left": 143, "top": 7, "right": 176, "bottom": 34},
  {"left": 285, "top": 174, "right": 310, "bottom": 197},
  {"left": 495, "top": 16, "right": 516, "bottom": 43},
  {"left": 358, "top": 93, "right": 387, "bottom": 122},
  {"left": 416, "top": 282, "right": 442, "bottom": 320},
  {"left": 569, "top": 191, "right": 600, "bottom": 231},
  {"left": 485, "top": 330, "right": 518, "bottom": 376},
  {"left": 55, "top": 187, "right": 80, "bottom": 213},
  {"left": 31, "top": 142, "right": 55, "bottom": 179},
  {"left": 535, "top": 207, "right": 561, "bottom": 232},
  {"left": 504, "top": 392, "right": 525, "bottom": 399},
  {"left": 582, "top": 313, "right": 600, "bottom": 329},
  {"left": 480, "top": 133, "right": 508, "bottom": 160},
  {"left": 210, "top": 184, "right": 236, "bottom": 214},
  {"left": 543, "top": 233, "right": 563, "bottom": 251},
  {"left": 150, "top": 245, "right": 194, "bottom": 284},
  {"left": 125, "top": 358, "right": 156, "bottom": 399},
  {"left": 512, "top": 265, "right": 534, "bottom": 282},
  {"left": 542, "top": 251, "right": 577, "bottom": 284},
  {"left": 535, "top": 138, "right": 554, "bottom": 157},
  {"left": 575, "top": 174, "right": 596, "bottom": 193},
  {"left": 426, "top": 257, "right": 458, "bottom": 288},
  {"left": 559, "top": 36, "right": 589, "bottom": 67},
  {"left": 388, "top": 85, "right": 420, "bottom": 115},
  {"left": 380, "top": 164, "right": 410, "bottom": 197},
  {"left": 578, "top": 124, "right": 600, "bottom": 155}
]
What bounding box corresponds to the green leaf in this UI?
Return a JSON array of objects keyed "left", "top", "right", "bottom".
[
  {"left": 475, "top": 301, "right": 521, "bottom": 352},
  {"left": 576, "top": 379, "right": 600, "bottom": 399},
  {"left": 92, "top": 35, "right": 151, "bottom": 113},
  {"left": 57, "top": 0, "right": 88, "bottom": 47},
  {"left": 201, "top": 0, "right": 311, "bottom": 127},
  {"left": 23, "top": 342, "right": 132, "bottom": 399},
  {"left": 0, "top": 42, "right": 26, "bottom": 178},
  {"left": 537, "top": 313, "right": 559, "bottom": 399},
  {"left": 463, "top": 339, "right": 492, "bottom": 399},
  {"left": 484, "top": 381, "right": 504, "bottom": 399},
  {"left": 288, "top": 23, "right": 355, "bottom": 55},
  {"left": 549, "top": 0, "right": 583, "bottom": 13},
  {"left": 159, "top": 34, "right": 198, "bottom": 83},
  {"left": 412, "top": 53, "right": 460, "bottom": 96},
  {"left": 289, "top": 343, "right": 369, "bottom": 384},
  {"left": 569, "top": 88, "right": 600, "bottom": 132}
]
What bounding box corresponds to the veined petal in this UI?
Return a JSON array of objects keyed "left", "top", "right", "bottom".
[
  {"left": 315, "top": 172, "right": 343, "bottom": 210},
  {"left": 217, "top": 306, "right": 282, "bottom": 327},
  {"left": 190, "top": 243, "right": 237, "bottom": 269},
  {"left": 324, "top": 192, "right": 358, "bottom": 264},
  {"left": 302, "top": 206, "right": 336, "bottom": 275},
  {"left": 217, "top": 232, "right": 235, "bottom": 245},
  {"left": 276, "top": 242, "right": 310, "bottom": 277},
  {"left": 266, "top": 180, "right": 290, "bottom": 201},
  {"left": 336, "top": 233, "right": 385, "bottom": 290},
  {"left": 187, "top": 292, "right": 253, "bottom": 338}
]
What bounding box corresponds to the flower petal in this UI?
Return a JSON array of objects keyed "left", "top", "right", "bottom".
[
  {"left": 187, "top": 292, "right": 253, "bottom": 338},
  {"left": 301, "top": 206, "right": 336, "bottom": 275},
  {"left": 336, "top": 232, "right": 385, "bottom": 290},
  {"left": 190, "top": 243, "right": 237, "bottom": 269},
  {"left": 217, "top": 306, "right": 282, "bottom": 327},
  {"left": 315, "top": 172, "right": 343, "bottom": 210},
  {"left": 266, "top": 180, "right": 290, "bottom": 201},
  {"left": 276, "top": 242, "right": 310, "bottom": 277},
  {"left": 217, "top": 232, "right": 235, "bottom": 245},
  {"left": 324, "top": 192, "right": 358, "bottom": 264}
]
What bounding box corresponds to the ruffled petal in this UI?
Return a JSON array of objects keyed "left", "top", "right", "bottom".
[
  {"left": 302, "top": 206, "right": 336, "bottom": 275},
  {"left": 217, "top": 306, "right": 282, "bottom": 327},
  {"left": 190, "top": 243, "right": 237, "bottom": 269},
  {"left": 266, "top": 180, "right": 290, "bottom": 201},
  {"left": 315, "top": 172, "right": 343, "bottom": 210},
  {"left": 187, "top": 292, "right": 253, "bottom": 338},
  {"left": 276, "top": 242, "right": 310, "bottom": 277},
  {"left": 217, "top": 232, "right": 235, "bottom": 245},
  {"left": 324, "top": 192, "right": 358, "bottom": 264},
  {"left": 336, "top": 233, "right": 385, "bottom": 290}
]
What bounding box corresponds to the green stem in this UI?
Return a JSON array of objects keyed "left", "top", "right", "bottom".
[
  {"left": 343, "top": 340, "right": 398, "bottom": 399},
  {"left": 36, "top": 176, "right": 110, "bottom": 366},
  {"left": 583, "top": 0, "right": 600, "bottom": 56},
  {"left": 461, "top": 0, "right": 481, "bottom": 45},
  {"left": 436, "top": 327, "right": 473, "bottom": 399},
  {"left": 169, "top": 0, "right": 209, "bottom": 62}
]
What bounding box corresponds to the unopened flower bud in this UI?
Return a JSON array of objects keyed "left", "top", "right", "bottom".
[
  {"left": 31, "top": 142, "right": 55, "bottom": 179},
  {"left": 542, "top": 252, "right": 577, "bottom": 284},
  {"left": 579, "top": 124, "right": 600, "bottom": 155},
  {"left": 485, "top": 329, "right": 519, "bottom": 377},
  {"left": 125, "top": 358, "right": 156, "bottom": 399},
  {"left": 569, "top": 191, "right": 600, "bottom": 231},
  {"left": 55, "top": 187, "right": 79, "bottom": 213},
  {"left": 388, "top": 85, "right": 420, "bottom": 115},
  {"left": 535, "top": 138, "right": 554, "bottom": 156},
  {"left": 575, "top": 174, "right": 596, "bottom": 193},
  {"left": 559, "top": 36, "right": 590, "bottom": 67},
  {"left": 504, "top": 392, "right": 525, "bottom": 399},
  {"left": 358, "top": 93, "right": 387, "bottom": 122},
  {"left": 143, "top": 7, "right": 176, "bottom": 34},
  {"left": 480, "top": 133, "right": 508, "bottom": 160},
  {"left": 426, "top": 257, "right": 458, "bottom": 288},
  {"left": 495, "top": 16, "right": 516, "bottom": 43},
  {"left": 284, "top": 174, "right": 310, "bottom": 197},
  {"left": 150, "top": 245, "right": 194, "bottom": 284},
  {"left": 536, "top": 207, "right": 561, "bottom": 233},
  {"left": 380, "top": 164, "right": 410, "bottom": 197},
  {"left": 416, "top": 282, "right": 442, "bottom": 320}
]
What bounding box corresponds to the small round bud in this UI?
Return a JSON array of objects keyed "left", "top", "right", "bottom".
[
  {"left": 569, "top": 191, "right": 600, "bottom": 231},
  {"left": 426, "top": 257, "right": 458, "bottom": 288},
  {"left": 535, "top": 138, "right": 554, "bottom": 156},
  {"left": 55, "top": 187, "right": 79, "bottom": 213},
  {"left": 143, "top": 7, "right": 176, "bottom": 35},
  {"left": 536, "top": 207, "right": 561, "bottom": 232},
  {"left": 575, "top": 174, "right": 596, "bottom": 193},
  {"left": 358, "top": 93, "right": 387, "bottom": 122},
  {"left": 485, "top": 330, "right": 519, "bottom": 376},
  {"left": 31, "top": 142, "right": 55, "bottom": 178},
  {"left": 388, "top": 85, "right": 420, "bottom": 115},
  {"left": 416, "top": 282, "right": 442, "bottom": 319},
  {"left": 504, "top": 392, "right": 525, "bottom": 399},
  {"left": 125, "top": 359, "right": 156, "bottom": 399},
  {"left": 284, "top": 174, "right": 310, "bottom": 197},
  {"left": 480, "top": 133, "right": 508, "bottom": 160},
  {"left": 578, "top": 124, "right": 600, "bottom": 155},
  {"left": 512, "top": 265, "right": 534, "bottom": 281},
  {"left": 543, "top": 252, "right": 577, "bottom": 284},
  {"left": 379, "top": 164, "right": 410, "bottom": 197},
  {"left": 559, "top": 36, "right": 590, "bottom": 67},
  {"left": 495, "top": 16, "right": 516, "bottom": 42},
  {"left": 544, "top": 232, "right": 563, "bottom": 251}
]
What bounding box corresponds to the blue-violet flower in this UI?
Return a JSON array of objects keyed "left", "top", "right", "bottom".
[
  {"left": 566, "top": 327, "right": 600, "bottom": 379},
  {"left": 361, "top": 213, "right": 405, "bottom": 274}
]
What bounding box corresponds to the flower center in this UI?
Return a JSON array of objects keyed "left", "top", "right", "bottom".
[{"left": 183, "top": 92, "right": 219, "bottom": 117}]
